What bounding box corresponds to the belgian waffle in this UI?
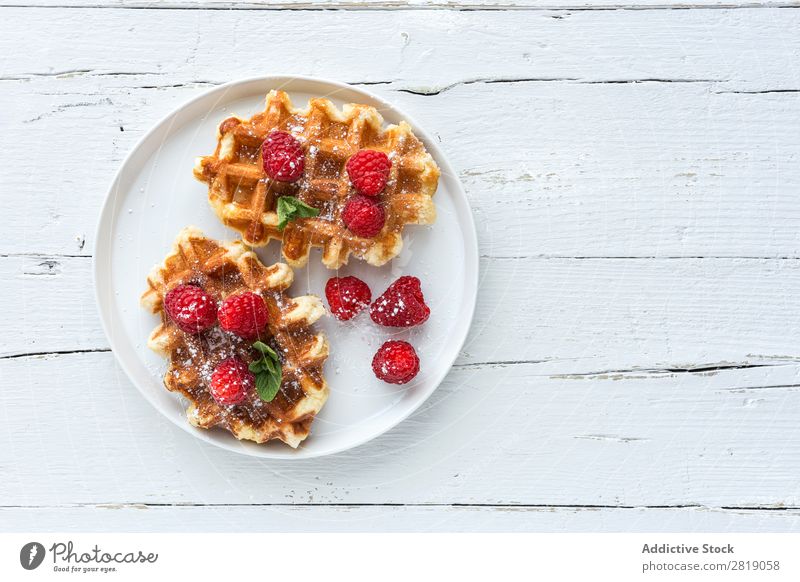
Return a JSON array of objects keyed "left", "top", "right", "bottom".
[
  {"left": 141, "top": 227, "right": 329, "bottom": 448},
  {"left": 193, "top": 89, "right": 440, "bottom": 269}
]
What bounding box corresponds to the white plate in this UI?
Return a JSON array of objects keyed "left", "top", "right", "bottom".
[{"left": 94, "top": 76, "right": 478, "bottom": 459}]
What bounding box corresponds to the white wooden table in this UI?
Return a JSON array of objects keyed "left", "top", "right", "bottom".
[{"left": 3, "top": 0, "right": 800, "bottom": 533}]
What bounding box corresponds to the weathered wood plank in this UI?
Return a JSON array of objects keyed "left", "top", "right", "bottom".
[
  {"left": 3, "top": 1, "right": 795, "bottom": 11},
  {"left": 4, "top": 80, "right": 800, "bottom": 258},
  {"left": 3, "top": 9, "right": 799, "bottom": 258},
  {"left": 3, "top": 352, "right": 800, "bottom": 506},
  {"left": 4, "top": 8, "right": 799, "bottom": 88},
  {"left": 5, "top": 255, "right": 800, "bottom": 371},
  {"left": 3, "top": 505, "right": 799, "bottom": 532}
]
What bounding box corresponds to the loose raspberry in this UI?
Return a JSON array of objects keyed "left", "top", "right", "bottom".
[
  {"left": 346, "top": 149, "right": 391, "bottom": 196},
  {"left": 372, "top": 340, "right": 420, "bottom": 384},
  {"left": 163, "top": 284, "right": 217, "bottom": 334},
  {"left": 262, "top": 131, "right": 305, "bottom": 182},
  {"left": 218, "top": 292, "right": 269, "bottom": 340},
  {"left": 210, "top": 357, "right": 253, "bottom": 405},
  {"left": 370, "top": 276, "right": 430, "bottom": 327},
  {"left": 342, "top": 195, "right": 385, "bottom": 238},
  {"left": 325, "top": 276, "right": 371, "bottom": 321}
]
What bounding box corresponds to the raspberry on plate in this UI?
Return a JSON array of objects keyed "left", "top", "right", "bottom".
[
  {"left": 210, "top": 357, "right": 254, "bottom": 405},
  {"left": 163, "top": 284, "right": 217, "bottom": 334},
  {"left": 346, "top": 149, "right": 391, "bottom": 196},
  {"left": 218, "top": 292, "right": 269, "bottom": 340},
  {"left": 325, "top": 276, "right": 371, "bottom": 321},
  {"left": 262, "top": 131, "right": 305, "bottom": 182},
  {"left": 342, "top": 195, "right": 385, "bottom": 238},
  {"left": 372, "top": 340, "right": 420, "bottom": 385},
  {"left": 370, "top": 275, "right": 430, "bottom": 327}
]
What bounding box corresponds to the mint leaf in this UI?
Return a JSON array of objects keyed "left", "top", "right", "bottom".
[
  {"left": 250, "top": 341, "right": 282, "bottom": 402},
  {"left": 248, "top": 360, "right": 267, "bottom": 374},
  {"left": 252, "top": 341, "right": 278, "bottom": 359},
  {"left": 255, "top": 367, "right": 282, "bottom": 402},
  {"left": 263, "top": 356, "right": 278, "bottom": 375},
  {"left": 277, "top": 196, "right": 320, "bottom": 230}
]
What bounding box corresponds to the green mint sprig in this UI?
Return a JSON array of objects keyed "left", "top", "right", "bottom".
[
  {"left": 277, "top": 196, "right": 320, "bottom": 230},
  {"left": 249, "top": 341, "right": 282, "bottom": 402}
]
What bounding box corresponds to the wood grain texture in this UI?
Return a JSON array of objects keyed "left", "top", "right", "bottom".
[
  {"left": 5, "top": 82, "right": 800, "bottom": 258},
  {"left": 2, "top": 3, "right": 799, "bottom": 531},
  {"left": 4, "top": 8, "right": 799, "bottom": 90},
  {"left": 4, "top": 1, "right": 798, "bottom": 10},
  {"left": 2, "top": 9, "right": 800, "bottom": 258},
  {"left": 5, "top": 255, "right": 800, "bottom": 372},
  {"left": 3, "top": 505, "right": 800, "bottom": 533},
  {"left": 3, "top": 352, "right": 800, "bottom": 507}
]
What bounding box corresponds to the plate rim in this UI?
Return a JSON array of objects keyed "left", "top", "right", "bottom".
[{"left": 93, "top": 75, "right": 479, "bottom": 459}]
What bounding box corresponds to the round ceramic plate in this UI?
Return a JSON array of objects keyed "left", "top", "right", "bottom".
[{"left": 94, "top": 76, "right": 478, "bottom": 458}]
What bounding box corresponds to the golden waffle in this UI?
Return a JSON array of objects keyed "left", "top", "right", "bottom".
[
  {"left": 193, "top": 89, "right": 440, "bottom": 269},
  {"left": 141, "top": 227, "right": 329, "bottom": 448}
]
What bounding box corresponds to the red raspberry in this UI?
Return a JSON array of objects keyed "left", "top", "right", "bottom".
[
  {"left": 372, "top": 340, "right": 420, "bottom": 384},
  {"left": 163, "top": 284, "right": 217, "bottom": 334},
  {"left": 346, "top": 149, "right": 391, "bottom": 196},
  {"left": 342, "top": 195, "right": 385, "bottom": 238},
  {"left": 218, "top": 292, "right": 269, "bottom": 340},
  {"left": 370, "top": 276, "right": 430, "bottom": 327},
  {"left": 325, "top": 276, "right": 371, "bottom": 321},
  {"left": 210, "top": 357, "right": 253, "bottom": 405},
  {"left": 262, "top": 131, "right": 305, "bottom": 182}
]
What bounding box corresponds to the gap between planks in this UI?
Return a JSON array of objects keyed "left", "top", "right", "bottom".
[
  {"left": 3, "top": 3, "right": 800, "bottom": 12},
  {"left": 0, "top": 75, "right": 761, "bottom": 92},
  {"left": 5, "top": 349, "right": 800, "bottom": 389},
  {"left": 2, "top": 502, "right": 799, "bottom": 511},
  {"left": 6, "top": 75, "right": 800, "bottom": 96}
]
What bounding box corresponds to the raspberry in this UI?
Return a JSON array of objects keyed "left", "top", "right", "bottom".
[
  {"left": 163, "top": 284, "right": 217, "bottom": 334},
  {"left": 210, "top": 357, "right": 253, "bottom": 405},
  {"left": 325, "top": 276, "right": 371, "bottom": 321},
  {"left": 218, "top": 292, "right": 269, "bottom": 340},
  {"left": 346, "top": 149, "right": 391, "bottom": 196},
  {"left": 370, "top": 276, "right": 430, "bottom": 327},
  {"left": 342, "top": 195, "right": 385, "bottom": 238},
  {"left": 262, "top": 131, "right": 305, "bottom": 182},
  {"left": 372, "top": 340, "right": 420, "bottom": 384}
]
